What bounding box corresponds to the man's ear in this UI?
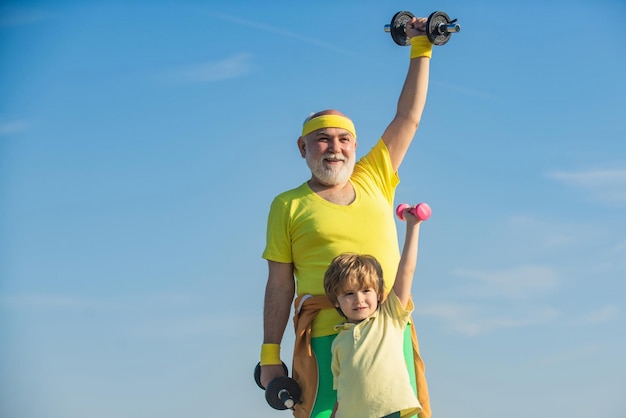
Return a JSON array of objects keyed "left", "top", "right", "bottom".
[{"left": 297, "top": 136, "right": 306, "bottom": 158}]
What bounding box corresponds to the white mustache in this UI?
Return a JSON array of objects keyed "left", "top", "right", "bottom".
[{"left": 323, "top": 154, "right": 346, "bottom": 162}]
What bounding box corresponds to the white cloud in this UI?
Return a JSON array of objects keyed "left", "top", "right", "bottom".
[
  {"left": 506, "top": 214, "right": 576, "bottom": 248},
  {"left": 548, "top": 168, "right": 626, "bottom": 206},
  {"left": 127, "top": 314, "right": 257, "bottom": 338},
  {"left": 0, "top": 120, "right": 28, "bottom": 135},
  {"left": 0, "top": 8, "right": 53, "bottom": 27},
  {"left": 415, "top": 302, "right": 559, "bottom": 336},
  {"left": 0, "top": 291, "right": 202, "bottom": 313},
  {"left": 534, "top": 342, "right": 603, "bottom": 367},
  {"left": 434, "top": 81, "right": 500, "bottom": 101},
  {"left": 163, "top": 53, "right": 253, "bottom": 83},
  {"left": 0, "top": 293, "right": 119, "bottom": 312},
  {"left": 575, "top": 305, "right": 619, "bottom": 325},
  {"left": 415, "top": 264, "right": 562, "bottom": 335},
  {"left": 504, "top": 214, "right": 626, "bottom": 270},
  {"left": 0, "top": 291, "right": 249, "bottom": 339},
  {"left": 453, "top": 265, "right": 559, "bottom": 299},
  {"left": 206, "top": 12, "right": 357, "bottom": 57}
]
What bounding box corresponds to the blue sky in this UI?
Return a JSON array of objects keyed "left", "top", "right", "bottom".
[{"left": 1, "top": 1, "right": 625, "bottom": 417}]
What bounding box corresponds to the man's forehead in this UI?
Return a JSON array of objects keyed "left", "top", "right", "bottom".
[
  {"left": 301, "top": 114, "right": 356, "bottom": 139},
  {"left": 312, "top": 127, "right": 355, "bottom": 138}
]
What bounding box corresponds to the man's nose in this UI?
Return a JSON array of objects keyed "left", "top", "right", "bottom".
[{"left": 327, "top": 138, "right": 340, "bottom": 152}]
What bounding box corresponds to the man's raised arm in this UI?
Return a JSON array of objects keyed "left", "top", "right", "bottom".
[{"left": 382, "top": 17, "right": 432, "bottom": 172}]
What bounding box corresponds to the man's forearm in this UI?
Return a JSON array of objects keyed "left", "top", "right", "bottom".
[
  {"left": 263, "top": 273, "right": 295, "bottom": 344},
  {"left": 382, "top": 55, "right": 431, "bottom": 171},
  {"left": 397, "top": 56, "right": 430, "bottom": 125}
]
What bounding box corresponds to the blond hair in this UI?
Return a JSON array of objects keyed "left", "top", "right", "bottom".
[{"left": 323, "top": 253, "right": 385, "bottom": 310}]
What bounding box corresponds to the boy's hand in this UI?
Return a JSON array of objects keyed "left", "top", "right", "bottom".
[{"left": 402, "top": 205, "right": 422, "bottom": 226}]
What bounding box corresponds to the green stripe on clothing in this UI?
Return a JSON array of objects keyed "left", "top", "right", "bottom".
[{"left": 310, "top": 335, "right": 336, "bottom": 418}]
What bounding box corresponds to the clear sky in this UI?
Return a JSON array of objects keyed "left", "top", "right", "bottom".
[{"left": 1, "top": 0, "right": 625, "bottom": 417}]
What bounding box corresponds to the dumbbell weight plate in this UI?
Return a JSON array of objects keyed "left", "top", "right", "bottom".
[
  {"left": 265, "top": 376, "right": 302, "bottom": 410},
  {"left": 427, "top": 11, "right": 452, "bottom": 45},
  {"left": 414, "top": 203, "right": 432, "bottom": 221},
  {"left": 396, "top": 203, "right": 410, "bottom": 221},
  {"left": 388, "top": 11, "right": 415, "bottom": 46}
]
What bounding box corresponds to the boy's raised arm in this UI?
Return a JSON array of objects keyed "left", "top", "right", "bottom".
[{"left": 393, "top": 209, "right": 422, "bottom": 308}]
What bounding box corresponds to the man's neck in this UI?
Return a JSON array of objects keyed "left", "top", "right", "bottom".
[{"left": 308, "top": 179, "right": 356, "bottom": 206}]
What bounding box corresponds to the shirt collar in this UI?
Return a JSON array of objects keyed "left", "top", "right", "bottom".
[{"left": 333, "top": 308, "right": 380, "bottom": 331}]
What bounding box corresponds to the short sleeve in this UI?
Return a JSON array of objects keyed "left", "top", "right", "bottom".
[{"left": 262, "top": 196, "right": 292, "bottom": 263}]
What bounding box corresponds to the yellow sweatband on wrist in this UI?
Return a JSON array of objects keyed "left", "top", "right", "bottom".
[
  {"left": 410, "top": 35, "right": 433, "bottom": 59},
  {"left": 301, "top": 114, "right": 356, "bottom": 139},
  {"left": 260, "top": 343, "right": 282, "bottom": 366}
]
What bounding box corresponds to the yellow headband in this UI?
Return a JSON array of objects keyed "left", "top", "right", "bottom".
[{"left": 301, "top": 115, "right": 356, "bottom": 138}]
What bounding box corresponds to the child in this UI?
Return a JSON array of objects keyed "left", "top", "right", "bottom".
[{"left": 323, "top": 205, "right": 425, "bottom": 418}]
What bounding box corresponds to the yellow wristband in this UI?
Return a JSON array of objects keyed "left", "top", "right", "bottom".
[
  {"left": 410, "top": 35, "right": 433, "bottom": 59},
  {"left": 260, "top": 343, "right": 281, "bottom": 366}
]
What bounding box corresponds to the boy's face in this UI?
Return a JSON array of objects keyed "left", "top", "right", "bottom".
[{"left": 335, "top": 287, "right": 379, "bottom": 323}]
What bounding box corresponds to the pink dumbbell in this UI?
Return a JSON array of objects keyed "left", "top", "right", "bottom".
[{"left": 396, "top": 202, "right": 432, "bottom": 221}]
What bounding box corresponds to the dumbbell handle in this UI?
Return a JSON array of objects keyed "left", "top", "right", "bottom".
[
  {"left": 434, "top": 22, "right": 460, "bottom": 35},
  {"left": 396, "top": 203, "right": 431, "bottom": 221},
  {"left": 278, "top": 389, "right": 296, "bottom": 409},
  {"left": 384, "top": 22, "right": 460, "bottom": 35}
]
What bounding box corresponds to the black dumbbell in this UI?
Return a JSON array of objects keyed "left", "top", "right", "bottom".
[
  {"left": 384, "top": 10, "right": 461, "bottom": 46},
  {"left": 254, "top": 362, "right": 302, "bottom": 410}
]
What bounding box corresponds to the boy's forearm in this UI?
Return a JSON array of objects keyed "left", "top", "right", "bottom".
[{"left": 394, "top": 223, "right": 421, "bottom": 306}]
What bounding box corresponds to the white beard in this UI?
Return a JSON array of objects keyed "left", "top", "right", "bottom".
[{"left": 305, "top": 152, "right": 355, "bottom": 186}]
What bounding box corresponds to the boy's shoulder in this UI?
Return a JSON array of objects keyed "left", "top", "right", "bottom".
[{"left": 380, "top": 290, "right": 412, "bottom": 319}]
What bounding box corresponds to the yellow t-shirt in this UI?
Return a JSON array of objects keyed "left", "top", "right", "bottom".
[
  {"left": 331, "top": 292, "right": 421, "bottom": 418},
  {"left": 262, "top": 139, "right": 401, "bottom": 337}
]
